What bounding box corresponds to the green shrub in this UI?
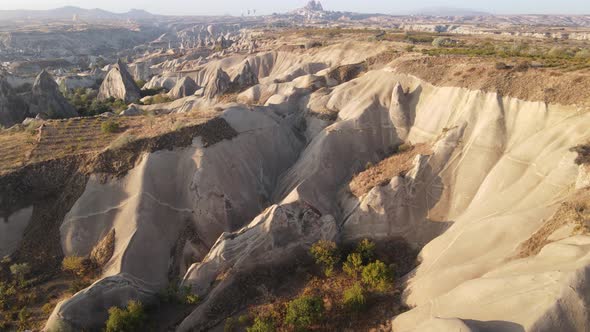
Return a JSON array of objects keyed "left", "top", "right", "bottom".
[
  {"left": 246, "top": 315, "right": 275, "bottom": 332},
  {"left": 343, "top": 283, "right": 366, "bottom": 312},
  {"left": 343, "top": 253, "right": 363, "bottom": 278},
  {"left": 18, "top": 308, "right": 30, "bottom": 330},
  {"left": 362, "top": 260, "right": 393, "bottom": 292},
  {"left": 135, "top": 79, "right": 146, "bottom": 88},
  {"left": 310, "top": 240, "right": 339, "bottom": 277},
  {"left": 42, "top": 303, "right": 54, "bottom": 315},
  {"left": 10, "top": 263, "right": 31, "bottom": 282},
  {"left": 355, "top": 239, "right": 376, "bottom": 263},
  {"left": 105, "top": 300, "right": 146, "bottom": 332},
  {"left": 62, "top": 256, "right": 91, "bottom": 277},
  {"left": 285, "top": 295, "right": 324, "bottom": 331},
  {"left": 185, "top": 294, "right": 200, "bottom": 305},
  {"left": 224, "top": 317, "right": 237, "bottom": 332},
  {"left": 397, "top": 143, "right": 412, "bottom": 153},
  {"left": 101, "top": 120, "right": 120, "bottom": 134},
  {"left": 238, "top": 314, "right": 251, "bottom": 326},
  {"left": 0, "top": 282, "right": 17, "bottom": 310}
]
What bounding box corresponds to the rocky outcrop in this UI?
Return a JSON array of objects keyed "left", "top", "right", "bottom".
[
  {"left": 204, "top": 68, "right": 231, "bottom": 99},
  {"left": 45, "top": 274, "right": 158, "bottom": 332},
  {"left": 98, "top": 60, "right": 141, "bottom": 103},
  {"left": 47, "top": 107, "right": 303, "bottom": 331},
  {"left": 168, "top": 76, "right": 199, "bottom": 99},
  {"left": 231, "top": 60, "right": 258, "bottom": 92},
  {"left": 178, "top": 197, "right": 338, "bottom": 331},
  {"left": 29, "top": 70, "right": 78, "bottom": 119},
  {"left": 0, "top": 77, "right": 28, "bottom": 127}
]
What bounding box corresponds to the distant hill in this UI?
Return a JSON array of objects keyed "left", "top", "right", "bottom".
[
  {"left": 0, "top": 6, "right": 156, "bottom": 22},
  {"left": 413, "top": 7, "right": 492, "bottom": 16}
]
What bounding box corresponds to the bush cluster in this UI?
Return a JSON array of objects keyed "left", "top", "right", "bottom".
[
  {"left": 63, "top": 88, "right": 127, "bottom": 116},
  {"left": 285, "top": 295, "right": 324, "bottom": 331},
  {"left": 101, "top": 120, "right": 120, "bottom": 134},
  {"left": 105, "top": 300, "right": 147, "bottom": 332}
]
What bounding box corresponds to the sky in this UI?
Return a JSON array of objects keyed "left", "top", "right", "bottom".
[{"left": 1, "top": 0, "right": 589, "bottom": 16}]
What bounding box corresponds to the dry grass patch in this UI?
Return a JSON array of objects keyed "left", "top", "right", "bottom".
[
  {"left": 0, "top": 112, "right": 218, "bottom": 176},
  {"left": 514, "top": 188, "right": 590, "bottom": 259},
  {"left": 349, "top": 143, "right": 432, "bottom": 197}
]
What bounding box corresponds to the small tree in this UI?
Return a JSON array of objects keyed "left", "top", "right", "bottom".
[
  {"left": 362, "top": 260, "right": 393, "bottom": 292},
  {"left": 10, "top": 263, "right": 31, "bottom": 283},
  {"left": 309, "top": 240, "right": 339, "bottom": 277},
  {"left": 101, "top": 120, "right": 120, "bottom": 134},
  {"left": 246, "top": 315, "right": 275, "bottom": 332},
  {"left": 343, "top": 253, "right": 363, "bottom": 278},
  {"left": 105, "top": 300, "right": 146, "bottom": 332},
  {"left": 343, "top": 283, "right": 366, "bottom": 312},
  {"left": 355, "top": 239, "right": 376, "bottom": 264},
  {"left": 285, "top": 295, "right": 324, "bottom": 331}
]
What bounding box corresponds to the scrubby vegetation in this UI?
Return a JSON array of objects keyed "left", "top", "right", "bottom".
[
  {"left": 63, "top": 88, "right": 127, "bottom": 116},
  {"left": 0, "top": 260, "right": 46, "bottom": 330},
  {"left": 362, "top": 260, "right": 394, "bottom": 292},
  {"left": 424, "top": 39, "right": 590, "bottom": 70},
  {"left": 343, "top": 283, "right": 366, "bottom": 312},
  {"left": 285, "top": 295, "right": 325, "bottom": 331},
  {"left": 229, "top": 238, "right": 415, "bottom": 331},
  {"left": 246, "top": 315, "right": 276, "bottom": 332},
  {"left": 309, "top": 240, "right": 339, "bottom": 277},
  {"left": 101, "top": 119, "right": 120, "bottom": 134},
  {"left": 141, "top": 93, "right": 173, "bottom": 105},
  {"left": 105, "top": 300, "right": 147, "bottom": 332}
]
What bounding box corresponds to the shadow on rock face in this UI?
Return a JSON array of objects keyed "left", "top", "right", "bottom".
[{"left": 464, "top": 319, "right": 526, "bottom": 332}]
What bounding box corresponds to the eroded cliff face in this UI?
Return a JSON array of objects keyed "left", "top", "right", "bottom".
[
  {"left": 24, "top": 52, "right": 590, "bottom": 332},
  {"left": 178, "top": 71, "right": 590, "bottom": 331}
]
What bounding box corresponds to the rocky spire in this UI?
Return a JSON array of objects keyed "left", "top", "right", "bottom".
[
  {"left": 304, "top": 0, "right": 324, "bottom": 11},
  {"left": 204, "top": 68, "right": 231, "bottom": 99},
  {"left": 30, "top": 70, "right": 78, "bottom": 119},
  {"left": 232, "top": 61, "right": 258, "bottom": 91},
  {"left": 98, "top": 60, "right": 141, "bottom": 103},
  {"left": 168, "top": 76, "right": 199, "bottom": 99}
]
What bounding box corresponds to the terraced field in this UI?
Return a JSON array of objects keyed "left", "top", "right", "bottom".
[{"left": 0, "top": 112, "right": 218, "bottom": 176}]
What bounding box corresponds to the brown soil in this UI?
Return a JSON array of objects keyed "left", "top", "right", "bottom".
[
  {"left": 514, "top": 188, "right": 590, "bottom": 259},
  {"left": 327, "top": 62, "right": 367, "bottom": 84},
  {"left": 349, "top": 144, "right": 432, "bottom": 197}
]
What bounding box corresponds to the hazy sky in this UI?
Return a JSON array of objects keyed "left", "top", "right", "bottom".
[{"left": 2, "top": 0, "right": 589, "bottom": 16}]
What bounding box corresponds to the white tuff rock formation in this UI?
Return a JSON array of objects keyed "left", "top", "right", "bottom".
[{"left": 98, "top": 60, "right": 141, "bottom": 103}]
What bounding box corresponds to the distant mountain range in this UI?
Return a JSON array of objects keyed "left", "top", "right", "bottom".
[{"left": 0, "top": 6, "right": 155, "bottom": 22}]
